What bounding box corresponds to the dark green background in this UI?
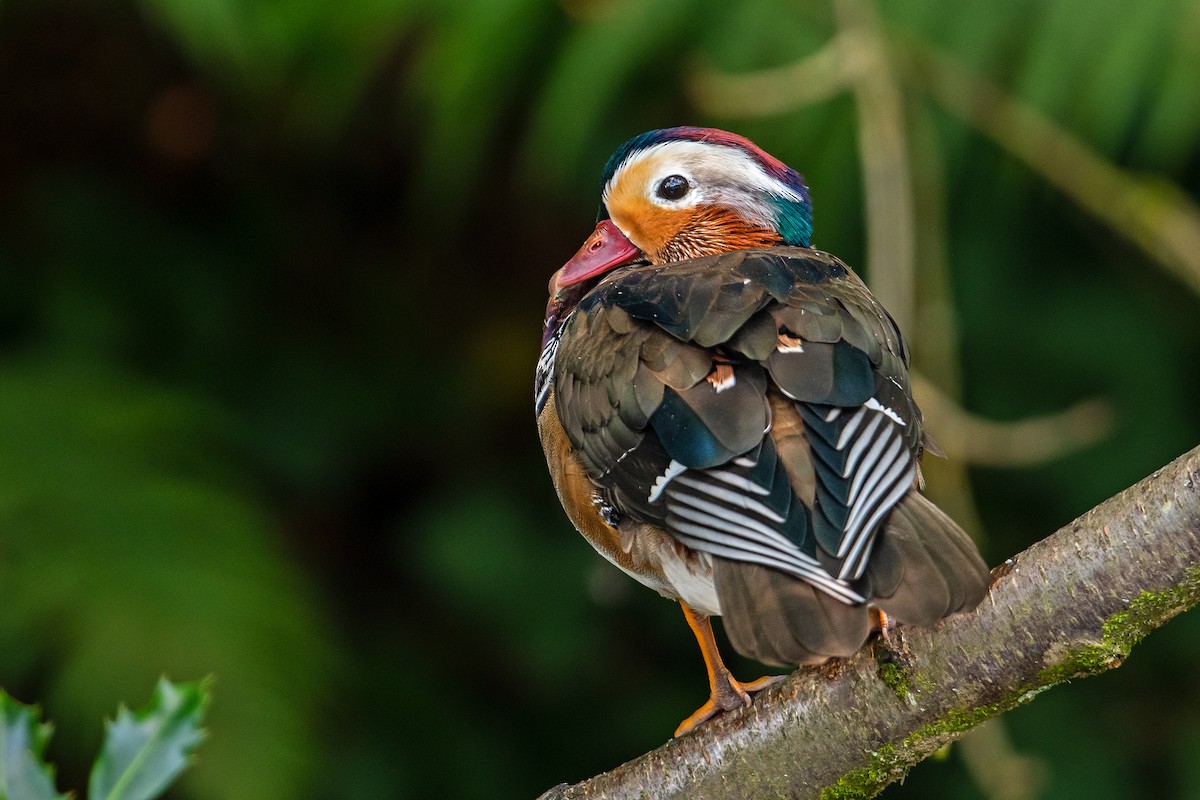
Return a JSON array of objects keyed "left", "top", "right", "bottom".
[{"left": 1, "top": 0, "right": 1198, "bottom": 797}]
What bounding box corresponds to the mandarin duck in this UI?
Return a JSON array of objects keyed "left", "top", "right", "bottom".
[{"left": 535, "top": 127, "right": 989, "bottom": 736}]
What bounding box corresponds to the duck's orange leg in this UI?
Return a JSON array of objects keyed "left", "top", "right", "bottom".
[
  {"left": 874, "top": 608, "right": 891, "bottom": 637},
  {"left": 675, "top": 602, "right": 785, "bottom": 737}
]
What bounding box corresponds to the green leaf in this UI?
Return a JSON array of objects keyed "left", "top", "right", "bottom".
[
  {"left": 0, "top": 691, "right": 67, "bottom": 800},
  {"left": 87, "top": 679, "right": 210, "bottom": 800}
]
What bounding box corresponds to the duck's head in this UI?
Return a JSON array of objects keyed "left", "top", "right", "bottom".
[{"left": 551, "top": 126, "right": 812, "bottom": 295}]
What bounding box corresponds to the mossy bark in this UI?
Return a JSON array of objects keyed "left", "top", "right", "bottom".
[{"left": 538, "top": 444, "right": 1200, "bottom": 800}]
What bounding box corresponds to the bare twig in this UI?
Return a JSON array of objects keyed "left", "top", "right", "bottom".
[
  {"left": 901, "top": 43, "right": 1200, "bottom": 299},
  {"left": 904, "top": 105, "right": 987, "bottom": 537},
  {"left": 830, "top": 0, "right": 916, "bottom": 333},
  {"left": 957, "top": 719, "right": 1046, "bottom": 800},
  {"left": 687, "top": 35, "right": 855, "bottom": 117},
  {"left": 540, "top": 444, "right": 1200, "bottom": 799},
  {"left": 913, "top": 373, "right": 1116, "bottom": 467}
]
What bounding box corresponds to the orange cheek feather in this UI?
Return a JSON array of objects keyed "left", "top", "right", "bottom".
[
  {"left": 610, "top": 203, "right": 690, "bottom": 262},
  {"left": 605, "top": 158, "right": 688, "bottom": 261}
]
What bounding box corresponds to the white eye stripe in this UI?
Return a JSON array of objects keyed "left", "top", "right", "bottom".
[{"left": 604, "top": 140, "right": 804, "bottom": 222}]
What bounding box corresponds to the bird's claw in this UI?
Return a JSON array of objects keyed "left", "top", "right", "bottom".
[{"left": 674, "top": 673, "right": 785, "bottom": 737}]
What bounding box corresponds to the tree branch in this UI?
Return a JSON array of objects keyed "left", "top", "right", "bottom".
[
  {"left": 899, "top": 43, "right": 1200, "bottom": 300},
  {"left": 539, "top": 444, "right": 1200, "bottom": 799}
]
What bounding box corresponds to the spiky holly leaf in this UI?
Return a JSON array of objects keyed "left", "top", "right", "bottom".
[
  {"left": 87, "top": 679, "right": 210, "bottom": 800},
  {"left": 0, "top": 691, "right": 68, "bottom": 800}
]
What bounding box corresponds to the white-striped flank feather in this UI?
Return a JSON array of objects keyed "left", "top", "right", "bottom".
[
  {"left": 661, "top": 468, "right": 863, "bottom": 604},
  {"left": 832, "top": 398, "right": 915, "bottom": 580}
]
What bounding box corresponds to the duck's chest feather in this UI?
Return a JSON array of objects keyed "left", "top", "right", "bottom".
[{"left": 537, "top": 389, "right": 720, "bottom": 613}]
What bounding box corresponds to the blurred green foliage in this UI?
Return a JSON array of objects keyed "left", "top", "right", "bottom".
[{"left": 0, "top": 0, "right": 1197, "bottom": 798}]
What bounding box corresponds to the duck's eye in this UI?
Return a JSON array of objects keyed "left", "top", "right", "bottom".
[{"left": 656, "top": 174, "right": 690, "bottom": 201}]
